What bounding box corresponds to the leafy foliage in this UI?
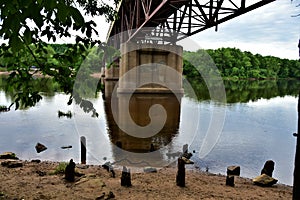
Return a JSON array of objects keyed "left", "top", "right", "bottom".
[
  {"left": 49, "top": 162, "right": 68, "bottom": 175},
  {"left": 0, "top": 0, "right": 118, "bottom": 116},
  {"left": 183, "top": 48, "right": 300, "bottom": 80}
]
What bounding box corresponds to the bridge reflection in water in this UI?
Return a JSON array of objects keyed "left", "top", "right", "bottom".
[{"left": 104, "top": 81, "right": 182, "bottom": 167}]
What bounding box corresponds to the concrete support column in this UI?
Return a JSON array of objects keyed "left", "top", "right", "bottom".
[{"left": 118, "top": 42, "right": 184, "bottom": 94}]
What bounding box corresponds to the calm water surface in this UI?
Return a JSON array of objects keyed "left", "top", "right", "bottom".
[{"left": 0, "top": 79, "right": 299, "bottom": 185}]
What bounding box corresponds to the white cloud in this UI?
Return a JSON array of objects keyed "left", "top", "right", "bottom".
[
  {"left": 191, "top": 0, "right": 300, "bottom": 59},
  {"left": 1, "top": 1, "right": 299, "bottom": 60}
]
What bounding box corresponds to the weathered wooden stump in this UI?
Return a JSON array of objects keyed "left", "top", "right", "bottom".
[
  {"left": 261, "top": 160, "right": 275, "bottom": 177},
  {"left": 226, "top": 175, "right": 235, "bottom": 187},
  {"left": 176, "top": 157, "right": 186, "bottom": 187},
  {"left": 176, "top": 145, "right": 194, "bottom": 187},
  {"left": 226, "top": 166, "right": 240, "bottom": 187},
  {"left": 227, "top": 166, "right": 240, "bottom": 176},
  {"left": 102, "top": 161, "right": 115, "bottom": 178},
  {"left": 80, "top": 136, "right": 86, "bottom": 164},
  {"left": 121, "top": 166, "right": 132, "bottom": 187},
  {"left": 65, "top": 159, "right": 76, "bottom": 182}
]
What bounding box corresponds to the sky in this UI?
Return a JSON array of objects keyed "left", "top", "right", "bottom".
[
  {"left": 1, "top": 0, "right": 299, "bottom": 60},
  {"left": 92, "top": 0, "right": 300, "bottom": 60},
  {"left": 189, "top": 0, "right": 300, "bottom": 60}
]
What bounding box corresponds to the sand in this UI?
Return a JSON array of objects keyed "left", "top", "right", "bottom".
[{"left": 0, "top": 159, "right": 292, "bottom": 200}]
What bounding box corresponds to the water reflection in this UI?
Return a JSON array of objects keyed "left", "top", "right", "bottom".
[
  {"left": 185, "top": 78, "right": 300, "bottom": 103},
  {"left": 104, "top": 81, "right": 182, "bottom": 167},
  {"left": 1, "top": 75, "right": 298, "bottom": 105},
  {"left": 0, "top": 75, "right": 59, "bottom": 108}
]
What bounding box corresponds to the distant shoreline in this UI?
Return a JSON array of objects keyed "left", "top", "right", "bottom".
[{"left": 1, "top": 71, "right": 299, "bottom": 81}]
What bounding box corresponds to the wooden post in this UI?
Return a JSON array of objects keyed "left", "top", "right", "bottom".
[
  {"left": 293, "top": 90, "right": 300, "bottom": 199},
  {"left": 65, "top": 159, "right": 75, "bottom": 182},
  {"left": 176, "top": 157, "right": 186, "bottom": 187},
  {"left": 183, "top": 144, "right": 188, "bottom": 154},
  {"left": 226, "top": 175, "right": 234, "bottom": 187},
  {"left": 226, "top": 166, "right": 240, "bottom": 187},
  {"left": 121, "top": 166, "right": 132, "bottom": 187},
  {"left": 80, "top": 136, "right": 86, "bottom": 164}
]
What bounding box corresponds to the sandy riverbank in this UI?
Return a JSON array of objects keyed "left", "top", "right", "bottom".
[{"left": 0, "top": 159, "right": 292, "bottom": 200}]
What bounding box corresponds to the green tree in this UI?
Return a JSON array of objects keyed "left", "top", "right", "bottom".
[
  {"left": 0, "top": 0, "right": 118, "bottom": 115},
  {"left": 183, "top": 47, "right": 300, "bottom": 80}
]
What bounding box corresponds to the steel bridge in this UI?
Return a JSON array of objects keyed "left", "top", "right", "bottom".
[{"left": 106, "top": 0, "right": 275, "bottom": 47}]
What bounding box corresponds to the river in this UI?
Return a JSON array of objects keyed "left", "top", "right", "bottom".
[{"left": 0, "top": 76, "right": 299, "bottom": 185}]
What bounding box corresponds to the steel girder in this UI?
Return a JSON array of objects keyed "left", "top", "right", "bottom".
[{"left": 106, "top": 0, "right": 276, "bottom": 47}]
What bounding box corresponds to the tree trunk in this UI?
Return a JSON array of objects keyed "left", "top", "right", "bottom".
[{"left": 293, "top": 90, "right": 300, "bottom": 199}]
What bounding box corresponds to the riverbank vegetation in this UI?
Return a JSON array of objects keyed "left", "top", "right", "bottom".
[
  {"left": 183, "top": 48, "right": 300, "bottom": 80},
  {"left": 2, "top": 44, "right": 299, "bottom": 81},
  {"left": 0, "top": 0, "right": 116, "bottom": 113},
  {"left": 1, "top": 43, "right": 299, "bottom": 109},
  {"left": 0, "top": 43, "right": 103, "bottom": 114}
]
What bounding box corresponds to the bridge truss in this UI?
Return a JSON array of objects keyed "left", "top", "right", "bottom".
[{"left": 106, "top": 0, "right": 275, "bottom": 47}]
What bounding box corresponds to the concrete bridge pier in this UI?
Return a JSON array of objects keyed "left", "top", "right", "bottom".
[{"left": 117, "top": 42, "right": 184, "bottom": 94}]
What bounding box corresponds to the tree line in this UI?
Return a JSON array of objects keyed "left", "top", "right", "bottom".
[
  {"left": 183, "top": 47, "right": 300, "bottom": 80},
  {"left": 2, "top": 44, "right": 299, "bottom": 81}
]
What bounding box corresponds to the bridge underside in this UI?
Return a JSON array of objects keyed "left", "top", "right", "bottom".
[{"left": 107, "top": 0, "right": 275, "bottom": 47}]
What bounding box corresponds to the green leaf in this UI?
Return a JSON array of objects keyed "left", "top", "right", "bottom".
[
  {"left": 10, "top": 35, "right": 23, "bottom": 53},
  {"left": 44, "top": 0, "right": 57, "bottom": 10},
  {"left": 33, "top": 14, "right": 43, "bottom": 29},
  {"left": 56, "top": 3, "right": 69, "bottom": 24},
  {"left": 70, "top": 7, "right": 85, "bottom": 26},
  {"left": 23, "top": 28, "right": 32, "bottom": 44}
]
